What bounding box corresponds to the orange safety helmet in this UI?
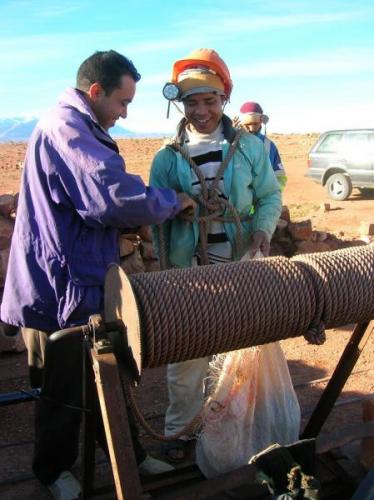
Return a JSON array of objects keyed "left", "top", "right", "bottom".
[{"left": 171, "top": 48, "right": 233, "bottom": 99}]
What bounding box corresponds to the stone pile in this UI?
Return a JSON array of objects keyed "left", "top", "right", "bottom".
[
  {"left": 270, "top": 206, "right": 366, "bottom": 257},
  {"left": 118, "top": 205, "right": 368, "bottom": 272},
  {"left": 0, "top": 193, "right": 25, "bottom": 353},
  {"left": 0, "top": 193, "right": 17, "bottom": 289}
]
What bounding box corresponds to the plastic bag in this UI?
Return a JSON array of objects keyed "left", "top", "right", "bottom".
[
  {"left": 196, "top": 343, "right": 301, "bottom": 478},
  {"left": 196, "top": 249, "right": 301, "bottom": 478}
]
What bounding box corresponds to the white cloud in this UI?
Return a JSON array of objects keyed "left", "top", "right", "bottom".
[
  {"left": 270, "top": 101, "right": 374, "bottom": 133},
  {"left": 232, "top": 48, "right": 374, "bottom": 78},
  {"left": 0, "top": 31, "right": 197, "bottom": 72},
  {"left": 138, "top": 72, "right": 170, "bottom": 86},
  {"left": 0, "top": 0, "right": 83, "bottom": 18},
  {"left": 174, "top": 9, "right": 373, "bottom": 37},
  {"left": 120, "top": 38, "right": 195, "bottom": 55},
  {"left": 119, "top": 114, "right": 178, "bottom": 134},
  {"left": 1, "top": 0, "right": 373, "bottom": 135}
]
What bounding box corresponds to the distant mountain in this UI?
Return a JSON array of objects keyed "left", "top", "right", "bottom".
[
  {"left": 0, "top": 117, "right": 168, "bottom": 142},
  {"left": 0, "top": 118, "right": 38, "bottom": 142}
]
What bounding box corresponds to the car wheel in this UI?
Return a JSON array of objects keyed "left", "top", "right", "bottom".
[{"left": 326, "top": 173, "right": 352, "bottom": 201}]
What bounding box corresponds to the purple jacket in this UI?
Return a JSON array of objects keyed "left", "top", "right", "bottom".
[{"left": 0, "top": 88, "right": 181, "bottom": 332}]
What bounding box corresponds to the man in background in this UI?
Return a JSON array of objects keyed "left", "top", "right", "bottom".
[{"left": 235, "top": 101, "right": 287, "bottom": 190}]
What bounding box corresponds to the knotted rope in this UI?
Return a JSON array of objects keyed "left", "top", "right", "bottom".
[{"left": 157, "top": 129, "right": 251, "bottom": 269}]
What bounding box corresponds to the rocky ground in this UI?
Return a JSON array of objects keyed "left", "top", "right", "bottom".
[{"left": 0, "top": 135, "right": 373, "bottom": 499}]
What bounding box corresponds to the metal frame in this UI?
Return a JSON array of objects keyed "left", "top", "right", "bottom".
[{"left": 91, "top": 348, "right": 143, "bottom": 500}]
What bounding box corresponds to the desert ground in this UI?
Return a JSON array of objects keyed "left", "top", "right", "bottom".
[{"left": 0, "top": 135, "right": 373, "bottom": 498}]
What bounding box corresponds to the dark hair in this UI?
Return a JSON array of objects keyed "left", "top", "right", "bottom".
[{"left": 76, "top": 50, "right": 141, "bottom": 95}]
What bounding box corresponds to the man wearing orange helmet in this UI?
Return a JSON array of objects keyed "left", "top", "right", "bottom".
[{"left": 150, "top": 49, "right": 282, "bottom": 463}]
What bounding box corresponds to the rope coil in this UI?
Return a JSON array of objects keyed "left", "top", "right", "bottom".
[
  {"left": 129, "top": 244, "right": 374, "bottom": 368},
  {"left": 123, "top": 243, "right": 374, "bottom": 441},
  {"left": 131, "top": 257, "right": 313, "bottom": 368}
]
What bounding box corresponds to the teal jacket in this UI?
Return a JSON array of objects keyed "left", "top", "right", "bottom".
[{"left": 150, "top": 115, "right": 282, "bottom": 268}]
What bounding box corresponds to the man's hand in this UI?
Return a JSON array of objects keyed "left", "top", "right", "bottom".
[
  {"left": 176, "top": 193, "right": 197, "bottom": 222},
  {"left": 249, "top": 230, "right": 270, "bottom": 258},
  {"left": 232, "top": 116, "right": 242, "bottom": 129}
]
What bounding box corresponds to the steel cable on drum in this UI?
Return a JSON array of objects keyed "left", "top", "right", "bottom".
[{"left": 125, "top": 257, "right": 316, "bottom": 441}]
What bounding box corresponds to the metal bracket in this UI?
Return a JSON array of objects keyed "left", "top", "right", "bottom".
[
  {"left": 87, "top": 314, "right": 140, "bottom": 384},
  {"left": 89, "top": 314, "right": 113, "bottom": 355}
]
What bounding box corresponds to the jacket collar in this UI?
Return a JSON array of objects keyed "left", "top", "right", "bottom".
[
  {"left": 58, "top": 88, "right": 99, "bottom": 124},
  {"left": 58, "top": 87, "right": 119, "bottom": 152}
]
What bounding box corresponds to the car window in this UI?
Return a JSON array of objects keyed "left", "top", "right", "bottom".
[
  {"left": 369, "top": 134, "right": 374, "bottom": 154},
  {"left": 343, "top": 133, "right": 374, "bottom": 155},
  {"left": 316, "top": 133, "right": 344, "bottom": 153}
]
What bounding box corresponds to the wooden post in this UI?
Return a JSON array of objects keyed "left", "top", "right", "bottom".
[
  {"left": 92, "top": 349, "right": 143, "bottom": 500},
  {"left": 82, "top": 338, "right": 96, "bottom": 499}
]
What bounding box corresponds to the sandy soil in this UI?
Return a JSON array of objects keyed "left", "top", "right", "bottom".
[{"left": 0, "top": 135, "right": 373, "bottom": 498}]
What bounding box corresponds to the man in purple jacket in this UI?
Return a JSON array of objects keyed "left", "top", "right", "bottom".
[{"left": 1, "top": 50, "right": 196, "bottom": 499}]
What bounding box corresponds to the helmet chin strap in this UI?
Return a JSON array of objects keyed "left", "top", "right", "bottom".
[
  {"left": 173, "top": 100, "right": 185, "bottom": 116},
  {"left": 166, "top": 100, "right": 185, "bottom": 119},
  {"left": 166, "top": 94, "right": 226, "bottom": 121}
]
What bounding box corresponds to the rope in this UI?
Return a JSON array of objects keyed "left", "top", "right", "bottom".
[
  {"left": 125, "top": 379, "right": 202, "bottom": 442},
  {"left": 132, "top": 256, "right": 316, "bottom": 367},
  {"left": 293, "top": 245, "right": 374, "bottom": 337},
  {"left": 129, "top": 244, "right": 374, "bottom": 368},
  {"left": 157, "top": 128, "right": 251, "bottom": 268},
  {"left": 124, "top": 244, "right": 374, "bottom": 441}
]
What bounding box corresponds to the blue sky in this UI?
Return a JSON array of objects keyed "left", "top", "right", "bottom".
[{"left": 1, "top": 0, "right": 374, "bottom": 134}]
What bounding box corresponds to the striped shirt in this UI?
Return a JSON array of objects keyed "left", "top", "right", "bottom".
[{"left": 185, "top": 123, "right": 232, "bottom": 264}]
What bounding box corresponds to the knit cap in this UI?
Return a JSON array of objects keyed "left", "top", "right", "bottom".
[{"left": 239, "top": 101, "right": 269, "bottom": 124}]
